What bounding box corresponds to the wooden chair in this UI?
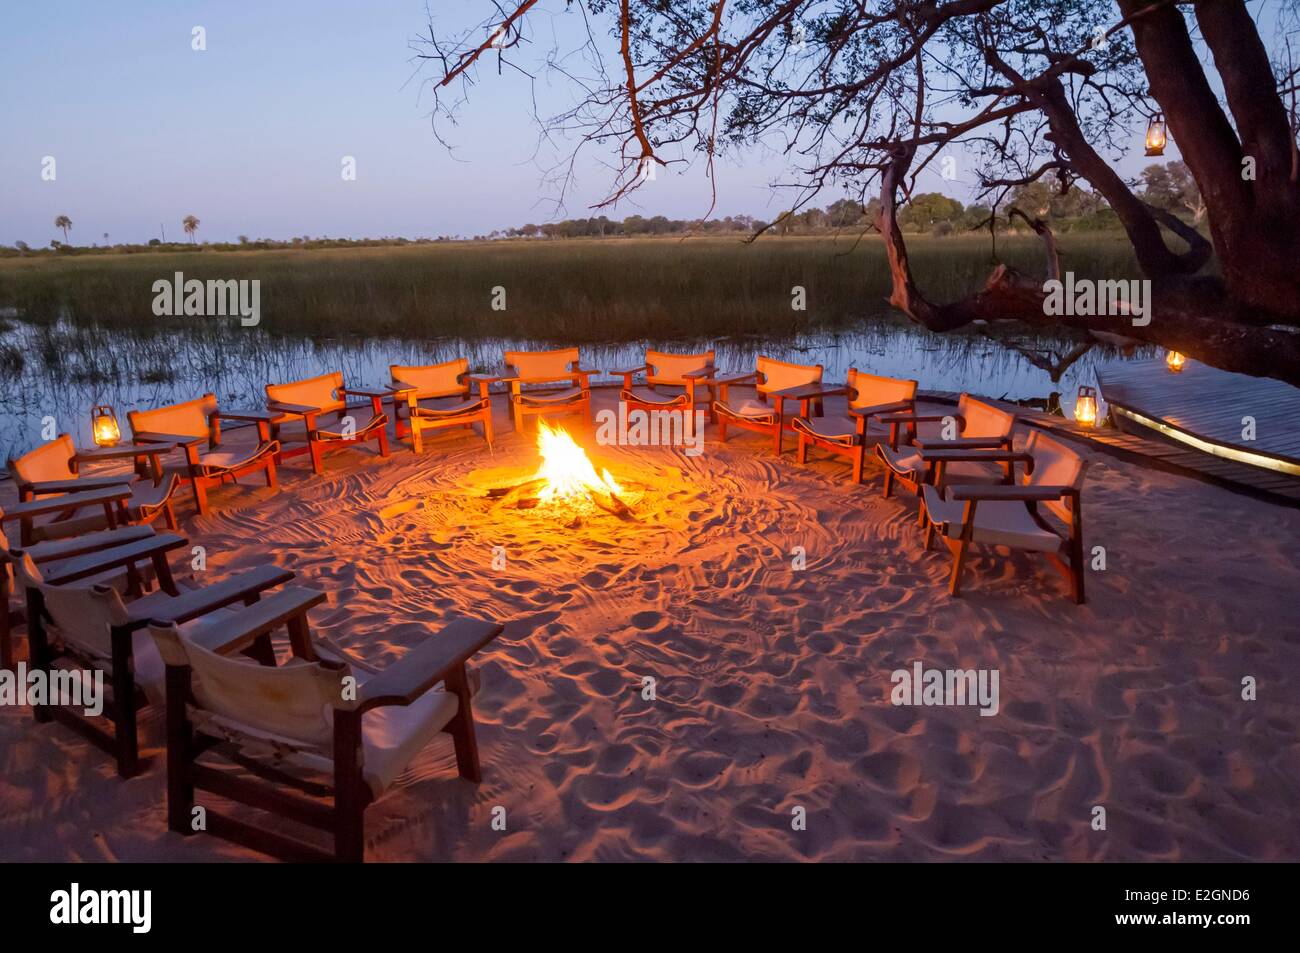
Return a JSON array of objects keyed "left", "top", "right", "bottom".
[
  {"left": 148, "top": 606, "right": 503, "bottom": 862},
  {"left": 390, "top": 359, "right": 493, "bottom": 453},
  {"left": 792, "top": 369, "right": 918, "bottom": 484},
  {"left": 266, "top": 372, "right": 390, "bottom": 474},
  {"left": 714, "top": 356, "right": 838, "bottom": 455},
  {"left": 14, "top": 533, "right": 294, "bottom": 776},
  {"left": 920, "top": 430, "right": 1089, "bottom": 602},
  {"left": 129, "top": 395, "right": 280, "bottom": 516},
  {"left": 0, "top": 521, "right": 156, "bottom": 671},
  {"left": 502, "top": 348, "right": 597, "bottom": 431},
  {"left": 612, "top": 349, "right": 716, "bottom": 426},
  {"left": 8, "top": 433, "right": 181, "bottom": 538},
  {"left": 875, "top": 394, "right": 1018, "bottom": 500}
]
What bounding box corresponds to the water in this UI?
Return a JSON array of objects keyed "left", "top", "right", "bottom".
[{"left": 0, "top": 318, "right": 1141, "bottom": 462}]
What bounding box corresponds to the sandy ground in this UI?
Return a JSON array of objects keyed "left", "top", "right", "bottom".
[{"left": 2, "top": 388, "right": 1298, "bottom": 862}]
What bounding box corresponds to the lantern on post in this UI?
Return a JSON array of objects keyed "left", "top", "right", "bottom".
[
  {"left": 1165, "top": 350, "right": 1186, "bottom": 373},
  {"left": 1144, "top": 113, "right": 1167, "bottom": 156},
  {"left": 91, "top": 404, "right": 121, "bottom": 447},
  {"left": 1074, "top": 386, "right": 1098, "bottom": 428}
]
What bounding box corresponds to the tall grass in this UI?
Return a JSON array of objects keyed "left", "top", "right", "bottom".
[{"left": 0, "top": 234, "right": 1142, "bottom": 342}]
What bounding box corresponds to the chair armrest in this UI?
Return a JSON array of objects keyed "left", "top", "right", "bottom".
[
  {"left": 214, "top": 408, "right": 285, "bottom": 424},
  {"left": 847, "top": 400, "right": 915, "bottom": 421},
  {"left": 389, "top": 379, "right": 420, "bottom": 392},
  {"left": 914, "top": 436, "right": 1009, "bottom": 450},
  {"left": 132, "top": 431, "right": 204, "bottom": 446},
  {"left": 920, "top": 449, "right": 1034, "bottom": 471},
  {"left": 22, "top": 476, "right": 135, "bottom": 496},
  {"left": 947, "top": 484, "right": 1073, "bottom": 502},
  {"left": 771, "top": 382, "right": 848, "bottom": 401},
  {"left": 354, "top": 617, "right": 503, "bottom": 713},
  {"left": 610, "top": 364, "right": 649, "bottom": 376},
  {"left": 139, "top": 564, "right": 298, "bottom": 626},
  {"left": 876, "top": 412, "right": 966, "bottom": 426},
  {"left": 2, "top": 484, "right": 132, "bottom": 520},
  {"left": 572, "top": 366, "right": 602, "bottom": 375},
  {"left": 73, "top": 443, "right": 177, "bottom": 462},
  {"left": 266, "top": 401, "right": 323, "bottom": 416},
  {"left": 680, "top": 367, "right": 718, "bottom": 380},
  {"left": 26, "top": 525, "right": 156, "bottom": 562},
  {"left": 339, "top": 385, "right": 398, "bottom": 399},
  {"left": 176, "top": 587, "right": 326, "bottom": 655},
  {"left": 712, "top": 371, "right": 758, "bottom": 386},
  {"left": 30, "top": 532, "right": 186, "bottom": 585}
]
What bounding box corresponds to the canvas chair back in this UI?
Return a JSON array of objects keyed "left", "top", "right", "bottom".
[
  {"left": 129, "top": 394, "right": 218, "bottom": 441},
  {"left": 13, "top": 553, "right": 128, "bottom": 661},
  {"left": 847, "top": 369, "right": 918, "bottom": 411},
  {"left": 504, "top": 348, "right": 579, "bottom": 382},
  {"left": 647, "top": 349, "right": 713, "bottom": 385},
  {"left": 266, "top": 372, "right": 346, "bottom": 414},
  {"left": 959, "top": 394, "right": 1017, "bottom": 441},
  {"left": 151, "top": 623, "right": 345, "bottom": 750},
  {"left": 1023, "top": 430, "right": 1087, "bottom": 523},
  {"left": 9, "top": 434, "right": 78, "bottom": 485},
  {"left": 756, "top": 356, "right": 822, "bottom": 396},
  {"left": 390, "top": 359, "right": 469, "bottom": 399}
]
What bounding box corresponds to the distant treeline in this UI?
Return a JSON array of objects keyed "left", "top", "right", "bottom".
[{"left": 1, "top": 162, "right": 1201, "bottom": 256}]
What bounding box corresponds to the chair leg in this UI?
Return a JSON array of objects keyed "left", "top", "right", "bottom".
[
  {"left": 333, "top": 711, "right": 366, "bottom": 863},
  {"left": 852, "top": 447, "right": 864, "bottom": 484},
  {"left": 164, "top": 666, "right": 196, "bottom": 834},
  {"left": 27, "top": 591, "right": 52, "bottom": 724},
  {"left": 717, "top": 418, "right": 728, "bottom": 443},
  {"left": 376, "top": 428, "right": 390, "bottom": 458},
  {"left": 264, "top": 458, "right": 279, "bottom": 490},
  {"left": 410, "top": 423, "right": 423, "bottom": 455},
  {"left": 947, "top": 539, "right": 969, "bottom": 597},
  {"left": 882, "top": 467, "right": 894, "bottom": 498},
  {"left": 162, "top": 501, "right": 178, "bottom": 530},
  {"left": 308, "top": 439, "right": 324, "bottom": 475},
  {"left": 192, "top": 478, "right": 210, "bottom": 517},
  {"left": 111, "top": 629, "right": 140, "bottom": 778},
  {"left": 796, "top": 434, "right": 808, "bottom": 464},
  {"left": 444, "top": 663, "right": 482, "bottom": 782}
]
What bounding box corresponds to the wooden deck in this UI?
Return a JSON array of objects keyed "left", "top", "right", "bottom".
[{"left": 921, "top": 366, "right": 1300, "bottom": 507}]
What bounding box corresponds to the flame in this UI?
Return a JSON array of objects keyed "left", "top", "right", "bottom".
[{"left": 532, "top": 420, "right": 622, "bottom": 503}]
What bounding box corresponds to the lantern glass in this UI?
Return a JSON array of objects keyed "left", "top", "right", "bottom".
[
  {"left": 1074, "top": 386, "right": 1098, "bottom": 427},
  {"left": 1145, "top": 114, "right": 1166, "bottom": 156},
  {"left": 1165, "top": 350, "right": 1186, "bottom": 373},
  {"left": 91, "top": 405, "right": 121, "bottom": 447}
]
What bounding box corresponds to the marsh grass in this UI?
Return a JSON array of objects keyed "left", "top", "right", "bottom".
[{"left": 0, "top": 233, "right": 1142, "bottom": 342}]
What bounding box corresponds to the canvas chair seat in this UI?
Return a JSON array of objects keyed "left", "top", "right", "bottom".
[
  {"left": 411, "top": 396, "right": 484, "bottom": 418},
  {"left": 921, "top": 485, "right": 1063, "bottom": 553},
  {"left": 517, "top": 386, "right": 583, "bottom": 406},
  {"left": 879, "top": 444, "right": 1007, "bottom": 485},
  {"left": 170, "top": 625, "right": 464, "bottom": 797},
  {"left": 715, "top": 397, "right": 779, "bottom": 422},
  {"left": 623, "top": 386, "right": 688, "bottom": 407},
  {"left": 313, "top": 414, "right": 387, "bottom": 441},
  {"left": 791, "top": 413, "right": 865, "bottom": 445}
]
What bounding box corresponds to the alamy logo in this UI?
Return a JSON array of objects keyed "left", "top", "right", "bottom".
[
  {"left": 1042, "top": 271, "right": 1150, "bottom": 326},
  {"left": 0, "top": 663, "right": 102, "bottom": 716},
  {"left": 50, "top": 883, "right": 151, "bottom": 933},
  {"left": 594, "top": 406, "right": 706, "bottom": 456},
  {"left": 890, "top": 661, "right": 1000, "bottom": 716},
  {"left": 152, "top": 271, "right": 261, "bottom": 326}
]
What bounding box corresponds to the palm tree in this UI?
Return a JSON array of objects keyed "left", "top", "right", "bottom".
[
  {"left": 54, "top": 215, "right": 72, "bottom": 244},
  {"left": 183, "top": 215, "right": 200, "bottom": 243}
]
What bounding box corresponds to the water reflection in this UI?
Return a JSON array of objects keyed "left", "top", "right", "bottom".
[{"left": 0, "top": 319, "right": 1140, "bottom": 461}]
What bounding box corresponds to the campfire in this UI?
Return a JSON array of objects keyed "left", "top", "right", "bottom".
[{"left": 487, "top": 420, "right": 633, "bottom": 518}]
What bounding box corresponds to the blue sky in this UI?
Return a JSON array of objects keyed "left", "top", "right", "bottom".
[{"left": 1, "top": 0, "right": 1187, "bottom": 246}]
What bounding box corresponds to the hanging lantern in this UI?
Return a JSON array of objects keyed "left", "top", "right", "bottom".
[
  {"left": 1165, "top": 350, "right": 1186, "bottom": 373},
  {"left": 91, "top": 404, "right": 121, "bottom": 447},
  {"left": 1074, "top": 386, "right": 1098, "bottom": 427},
  {"left": 1145, "top": 113, "right": 1167, "bottom": 156}
]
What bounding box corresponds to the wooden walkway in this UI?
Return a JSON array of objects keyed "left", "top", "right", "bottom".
[{"left": 920, "top": 371, "right": 1300, "bottom": 507}]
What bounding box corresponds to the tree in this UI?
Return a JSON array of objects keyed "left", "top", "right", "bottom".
[
  {"left": 1140, "top": 161, "right": 1205, "bottom": 224},
  {"left": 54, "top": 215, "right": 71, "bottom": 244},
  {"left": 423, "top": 1, "right": 1300, "bottom": 384},
  {"left": 183, "top": 215, "right": 200, "bottom": 243}
]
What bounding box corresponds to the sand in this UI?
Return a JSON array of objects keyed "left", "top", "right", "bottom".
[{"left": 2, "top": 389, "right": 1298, "bottom": 862}]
